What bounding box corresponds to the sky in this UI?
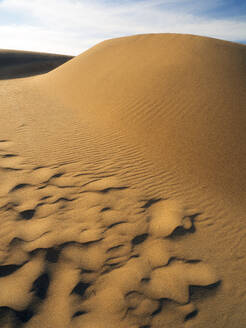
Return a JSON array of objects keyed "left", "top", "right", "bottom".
[{"left": 0, "top": 0, "right": 245, "bottom": 55}]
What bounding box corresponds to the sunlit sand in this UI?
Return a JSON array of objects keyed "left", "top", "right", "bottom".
[{"left": 0, "top": 33, "right": 245, "bottom": 327}]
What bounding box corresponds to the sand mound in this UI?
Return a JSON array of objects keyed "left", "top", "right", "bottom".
[
  {"left": 0, "top": 49, "right": 73, "bottom": 79},
  {"left": 41, "top": 33, "right": 246, "bottom": 207},
  {"left": 0, "top": 34, "right": 245, "bottom": 327}
]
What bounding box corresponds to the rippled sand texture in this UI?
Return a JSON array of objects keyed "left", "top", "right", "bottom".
[{"left": 0, "top": 34, "right": 245, "bottom": 327}]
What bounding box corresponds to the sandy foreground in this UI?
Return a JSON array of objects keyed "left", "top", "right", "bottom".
[{"left": 0, "top": 33, "right": 245, "bottom": 327}]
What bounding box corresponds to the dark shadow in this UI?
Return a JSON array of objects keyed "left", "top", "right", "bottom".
[
  {"left": 53, "top": 197, "right": 74, "bottom": 204},
  {"left": 168, "top": 222, "right": 196, "bottom": 239},
  {"left": 129, "top": 254, "right": 140, "bottom": 259},
  {"left": 45, "top": 247, "right": 60, "bottom": 263},
  {"left": 14, "top": 308, "right": 34, "bottom": 323},
  {"left": 0, "top": 264, "right": 23, "bottom": 277},
  {"left": 72, "top": 281, "right": 91, "bottom": 297},
  {"left": 51, "top": 173, "right": 63, "bottom": 179},
  {"left": 33, "top": 166, "right": 45, "bottom": 170},
  {"left": 0, "top": 306, "right": 33, "bottom": 325},
  {"left": 106, "top": 244, "right": 123, "bottom": 253},
  {"left": 151, "top": 299, "right": 163, "bottom": 316},
  {"left": 131, "top": 233, "right": 148, "bottom": 245},
  {"left": 101, "top": 207, "right": 111, "bottom": 212},
  {"left": 107, "top": 221, "right": 127, "bottom": 230},
  {"left": 141, "top": 277, "right": 150, "bottom": 284},
  {"left": 40, "top": 195, "right": 51, "bottom": 201},
  {"left": 31, "top": 273, "right": 50, "bottom": 300},
  {"left": 189, "top": 280, "right": 222, "bottom": 302},
  {"left": 73, "top": 311, "right": 87, "bottom": 318},
  {"left": 10, "top": 184, "right": 30, "bottom": 192},
  {"left": 184, "top": 309, "right": 198, "bottom": 322},
  {"left": 166, "top": 257, "right": 202, "bottom": 266},
  {"left": 168, "top": 213, "right": 201, "bottom": 239},
  {"left": 3, "top": 154, "right": 17, "bottom": 158},
  {"left": 82, "top": 269, "right": 94, "bottom": 273},
  {"left": 100, "top": 187, "right": 128, "bottom": 194},
  {"left": 101, "top": 261, "right": 125, "bottom": 274},
  {"left": 82, "top": 238, "right": 104, "bottom": 246},
  {"left": 19, "top": 209, "right": 35, "bottom": 220},
  {"left": 141, "top": 198, "right": 162, "bottom": 209},
  {"left": 185, "top": 259, "right": 201, "bottom": 264}
]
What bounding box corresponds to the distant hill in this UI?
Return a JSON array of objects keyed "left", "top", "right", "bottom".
[{"left": 0, "top": 49, "right": 73, "bottom": 79}]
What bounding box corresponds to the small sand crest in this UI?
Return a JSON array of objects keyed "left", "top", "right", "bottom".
[{"left": 0, "top": 152, "right": 220, "bottom": 327}]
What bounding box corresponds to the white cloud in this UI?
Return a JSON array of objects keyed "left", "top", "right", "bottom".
[{"left": 0, "top": 0, "right": 245, "bottom": 55}]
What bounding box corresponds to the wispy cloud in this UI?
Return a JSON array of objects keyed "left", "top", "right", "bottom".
[{"left": 0, "top": 0, "right": 245, "bottom": 55}]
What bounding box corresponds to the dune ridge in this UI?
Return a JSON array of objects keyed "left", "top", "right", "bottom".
[{"left": 0, "top": 33, "right": 245, "bottom": 327}]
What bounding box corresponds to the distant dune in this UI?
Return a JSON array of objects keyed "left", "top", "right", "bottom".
[
  {"left": 0, "top": 34, "right": 245, "bottom": 328},
  {"left": 0, "top": 49, "right": 73, "bottom": 79}
]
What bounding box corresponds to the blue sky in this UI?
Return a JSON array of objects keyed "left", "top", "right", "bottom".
[{"left": 0, "top": 0, "right": 245, "bottom": 55}]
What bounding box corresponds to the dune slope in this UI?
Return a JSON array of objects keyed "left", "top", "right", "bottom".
[
  {"left": 0, "top": 34, "right": 245, "bottom": 328},
  {"left": 42, "top": 33, "right": 246, "bottom": 207}
]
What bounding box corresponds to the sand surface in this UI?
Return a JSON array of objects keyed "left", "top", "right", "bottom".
[{"left": 0, "top": 33, "right": 245, "bottom": 327}]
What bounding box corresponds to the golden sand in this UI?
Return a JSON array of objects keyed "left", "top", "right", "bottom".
[{"left": 0, "top": 34, "right": 245, "bottom": 327}]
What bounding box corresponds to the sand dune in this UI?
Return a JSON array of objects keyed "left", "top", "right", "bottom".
[
  {"left": 0, "top": 49, "right": 73, "bottom": 79},
  {"left": 0, "top": 34, "right": 245, "bottom": 327}
]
